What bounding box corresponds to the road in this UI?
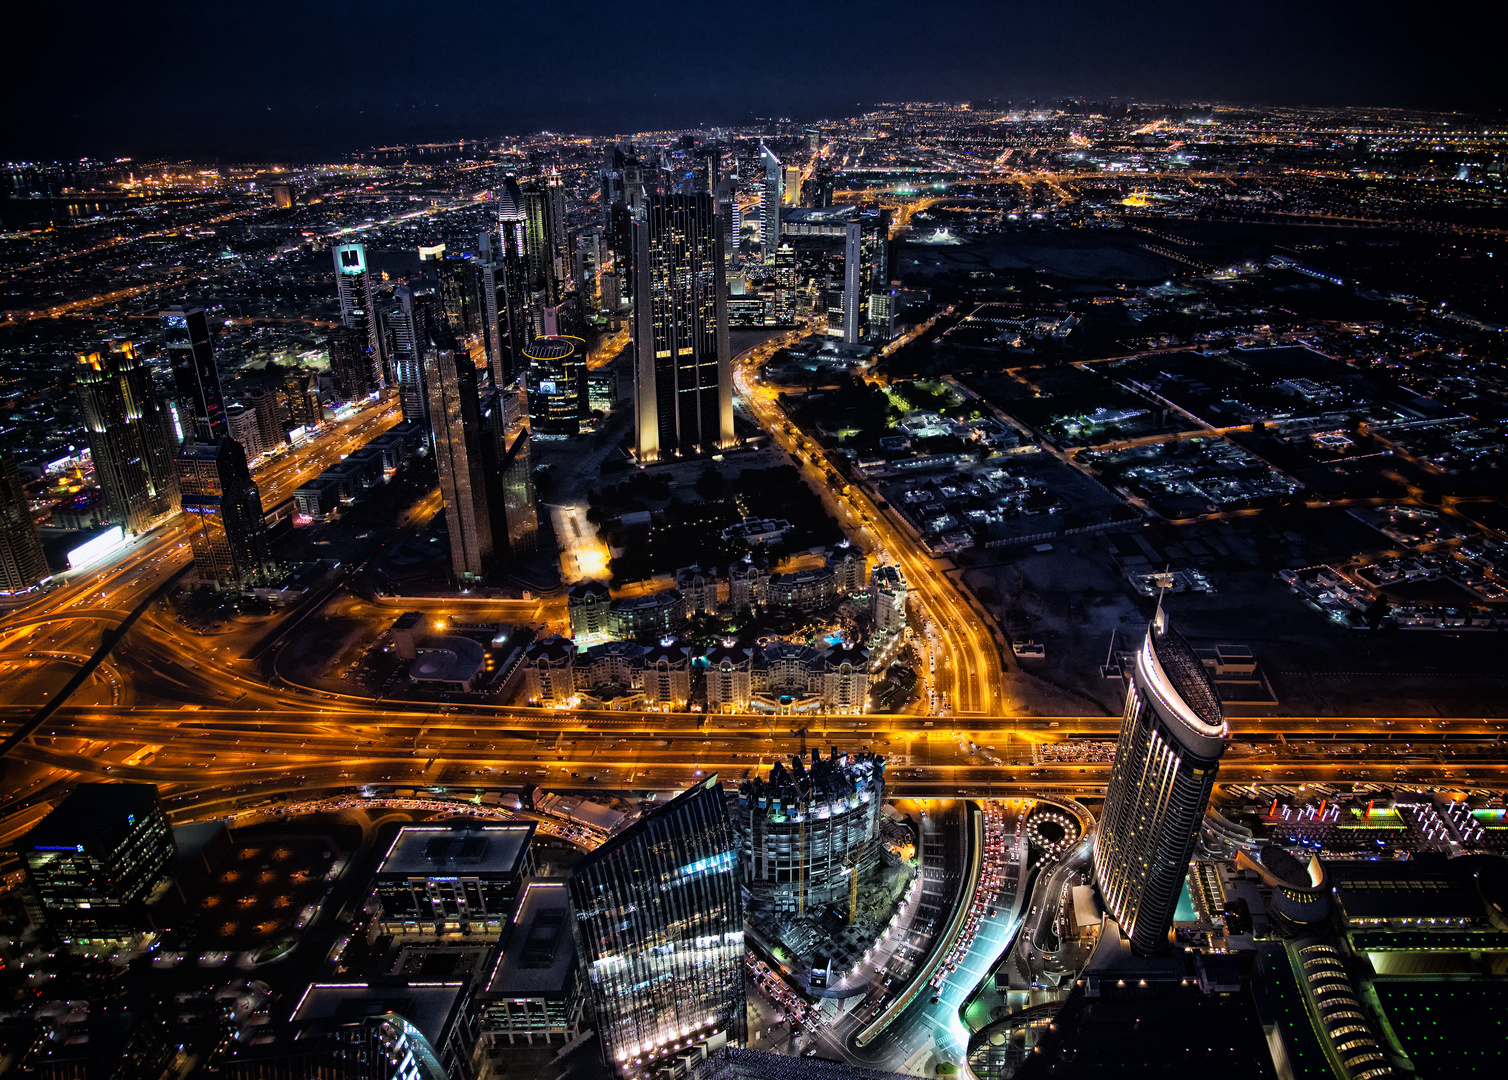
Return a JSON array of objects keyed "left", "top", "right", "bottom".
[{"left": 732, "top": 331, "right": 1005, "bottom": 715}]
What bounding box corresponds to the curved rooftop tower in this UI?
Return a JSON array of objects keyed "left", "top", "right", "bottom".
[{"left": 1094, "top": 609, "right": 1227, "bottom": 954}]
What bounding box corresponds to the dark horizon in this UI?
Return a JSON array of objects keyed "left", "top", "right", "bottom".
[{"left": 7, "top": 0, "right": 1503, "bottom": 163}]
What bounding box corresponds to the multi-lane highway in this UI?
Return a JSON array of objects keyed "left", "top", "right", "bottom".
[{"left": 732, "top": 333, "right": 1005, "bottom": 715}]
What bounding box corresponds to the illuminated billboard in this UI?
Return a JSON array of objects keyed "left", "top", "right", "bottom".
[{"left": 67, "top": 526, "right": 126, "bottom": 571}]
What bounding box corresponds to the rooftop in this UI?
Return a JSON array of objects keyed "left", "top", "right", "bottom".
[
  {"left": 293, "top": 982, "right": 466, "bottom": 1051},
  {"left": 377, "top": 823, "right": 533, "bottom": 877},
  {"left": 484, "top": 881, "right": 577, "bottom": 997},
  {"left": 20, "top": 783, "right": 160, "bottom": 851}
]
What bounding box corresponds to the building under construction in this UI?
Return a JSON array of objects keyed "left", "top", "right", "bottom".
[{"left": 734, "top": 749, "right": 885, "bottom": 919}]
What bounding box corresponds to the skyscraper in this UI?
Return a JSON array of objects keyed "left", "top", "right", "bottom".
[
  {"left": 524, "top": 176, "right": 569, "bottom": 306},
  {"left": 332, "top": 242, "right": 387, "bottom": 387},
  {"left": 501, "top": 178, "right": 547, "bottom": 345},
  {"left": 161, "top": 305, "right": 227, "bottom": 443},
  {"left": 178, "top": 438, "right": 271, "bottom": 589},
  {"left": 437, "top": 253, "right": 485, "bottom": 361},
  {"left": 569, "top": 778, "right": 745, "bottom": 1078},
  {"left": 386, "top": 284, "right": 436, "bottom": 427},
  {"left": 475, "top": 230, "right": 507, "bottom": 386},
  {"left": 74, "top": 343, "right": 181, "bottom": 535},
  {"left": 425, "top": 341, "right": 494, "bottom": 583},
  {"left": 759, "top": 146, "right": 782, "bottom": 263},
  {"left": 1093, "top": 610, "right": 1227, "bottom": 954},
  {"left": 328, "top": 326, "right": 376, "bottom": 402},
  {"left": 478, "top": 387, "right": 539, "bottom": 561},
  {"left": 631, "top": 192, "right": 734, "bottom": 461},
  {"left": 843, "top": 209, "right": 892, "bottom": 344},
  {"left": 524, "top": 335, "right": 589, "bottom": 436},
  {"left": 716, "top": 179, "right": 739, "bottom": 269},
  {"left": 0, "top": 456, "right": 49, "bottom": 595}
]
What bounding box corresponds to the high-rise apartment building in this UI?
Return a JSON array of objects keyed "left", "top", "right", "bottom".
[
  {"left": 74, "top": 344, "right": 181, "bottom": 535},
  {"left": 332, "top": 242, "right": 387, "bottom": 387},
  {"left": 178, "top": 438, "right": 271, "bottom": 589},
  {"left": 425, "top": 342, "right": 494, "bottom": 583},
  {"left": 716, "top": 179, "right": 739, "bottom": 269},
  {"left": 0, "top": 456, "right": 49, "bottom": 595},
  {"left": 772, "top": 245, "right": 797, "bottom": 324},
  {"left": 18, "top": 783, "right": 176, "bottom": 945},
  {"left": 759, "top": 146, "right": 782, "bottom": 263},
  {"left": 327, "top": 326, "right": 376, "bottom": 402},
  {"left": 1093, "top": 610, "right": 1227, "bottom": 954},
  {"left": 160, "top": 305, "right": 227, "bottom": 443},
  {"left": 631, "top": 192, "right": 734, "bottom": 461},
  {"left": 569, "top": 778, "right": 745, "bottom": 1078},
  {"left": 843, "top": 209, "right": 892, "bottom": 344}
]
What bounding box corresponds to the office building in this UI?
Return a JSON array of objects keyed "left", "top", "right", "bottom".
[
  {"left": 387, "top": 284, "right": 437, "bottom": 426},
  {"left": 524, "top": 335, "right": 589, "bottom": 435},
  {"left": 803, "top": 168, "right": 835, "bottom": 209},
  {"left": 372, "top": 822, "right": 535, "bottom": 936},
  {"left": 426, "top": 342, "right": 494, "bottom": 583},
  {"left": 782, "top": 165, "right": 802, "bottom": 207},
  {"left": 524, "top": 176, "right": 570, "bottom": 305},
  {"left": 0, "top": 456, "right": 49, "bottom": 595},
  {"left": 17, "top": 783, "right": 176, "bottom": 945},
  {"left": 475, "top": 228, "right": 518, "bottom": 388},
  {"left": 569, "top": 778, "right": 745, "bottom": 1078},
  {"left": 631, "top": 192, "right": 734, "bottom": 461},
  {"left": 772, "top": 244, "right": 797, "bottom": 324},
  {"left": 74, "top": 343, "right": 181, "bottom": 535},
  {"left": 478, "top": 388, "right": 539, "bottom": 560},
  {"left": 476, "top": 879, "right": 586, "bottom": 1051},
  {"left": 760, "top": 146, "right": 782, "bottom": 262},
  {"left": 177, "top": 438, "right": 271, "bottom": 589},
  {"left": 716, "top": 179, "right": 740, "bottom": 269},
  {"left": 500, "top": 178, "right": 546, "bottom": 349},
  {"left": 160, "top": 305, "right": 227, "bottom": 442},
  {"left": 843, "top": 210, "right": 892, "bottom": 344},
  {"left": 734, "top": 750, "right": 885, "bottom": 918},
  {"left": 1094, "top": 610, "right": 1227, "bottom": 954},
  {"left": 438, "top": 252, "right": 486, "bottom": 365},
  {"left": 332, "top": 242, "right": 387, "bottom": 387}
]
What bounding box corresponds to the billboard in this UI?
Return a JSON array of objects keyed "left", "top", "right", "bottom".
[{"left": 67, "top": 526, "right": 126, "bottom": 571}]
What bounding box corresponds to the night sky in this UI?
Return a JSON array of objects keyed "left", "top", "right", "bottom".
[{"left": 7, "top": 1, "right": 1501, "bottom": 161}]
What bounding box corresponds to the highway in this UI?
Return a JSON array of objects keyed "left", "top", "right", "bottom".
[{"left": 732, "top": 332, "right": 1005, "bottom": 716}]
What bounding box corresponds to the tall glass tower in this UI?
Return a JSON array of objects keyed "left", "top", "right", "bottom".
[
  {"left": 425, "top": 341, "right": 494, "bottom": 583},
  {"left": 631, "top": 191, "right": 733, "bottom": 461},
  {"left": 332, "top": 242, "right": 387, "bottom": 387},
  {"left": 0, "top": 456, "right": 49, "bottom": 595},
  {"left": 1094, "top": 610, "right": 1227, "bottom": 954},
  {"left": 759, "top": 145, "right": 782, "bottom": 263},
  {"left": 161, "top": 305, "right": 226, "bottom": 443},
  {"left": 569, "top": 778, "right": 745, "bottom": 1079},
  {"left": 74, "top": 343, "right": 181, "bottom": 535}
]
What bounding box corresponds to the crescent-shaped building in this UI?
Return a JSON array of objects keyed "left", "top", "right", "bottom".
[{"left": 1094, "top": 610, "right": 1228, "bottom": 954}]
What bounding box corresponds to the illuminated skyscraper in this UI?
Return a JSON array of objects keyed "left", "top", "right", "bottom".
[
  {"left": 386, "top": 284, "right": 436, "bottom": 427},
  {"left": 425, "top": 341, "right": 494, "bottom": 583},
  {"left": 759, "top": 145, "right": 782, "bottom": 263},
  {"left": 437, "top": 253, "right": 485, "bottom": 361},
  {"left": 524, "top": 335, "right": 589, "bottom": 436},
  {"left": 160, "top": 305, "right": 226, "bottom": 443},
  {"left": 1094, "top": 610, "right": 1227, "bottom": 954},
  {"left": 74, "top": 343, "right": 181, "bottom": 535},
  {"left": 843, "top": 209, "right": 892, "bottom": 344},
  {"left": 479, "top": 387, "right": 539, "bottom": 561},
  {"left": 493, "top": 185, "right": 540, "bottom": 381},
  {"left": 0, "top": 456, "right": 49, "bottom": 595},
  {"left": 631, "top": 192, "right": 734, "bottom": 461},
  {"left": 569, "top": 778, "right": 745, "bottom": 1078},
  {"left": 524, "top": 176, "right": 570, "bottom": 305},
  {"left": 328, "top": 326, "right": 376, "bottom": 402},
  {"left": 177, "top": 438, "right": 271, "bottom": 589},
  {"left": 332, "top": 242, "right": 387, "bottom": 387}
]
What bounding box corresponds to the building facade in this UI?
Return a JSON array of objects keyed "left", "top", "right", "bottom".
[
  {"left": 74, "top": 344, "right": 181, "bottom": 535},
  {"left": 18, "top": 783, "right": 176, "bottom": 946},
  {"left": 372, "top": 823, "right": 535, "bottom": 937},
  {"left": 569, "top": 779, "right": 745, "bottom": 1078},
  {"left": 0, "top": 456, "right": 49, "bottom": 595},
  {"left": 161, "top": 305, "right": 227, "bottom": 443},
  {"left": 631, "top": 191, "right": 734, "bottom": 461},
  {"left": 177, "top": 438, "right": 272, "bottom": 589},
  {"left": 332, "top": 242, "right": 387, "bottom": 387},
  {"left": 426, "top": 345, "right": 494, "bottom": 583},
  {"left": 734, "top": 751, "right": 885, "bottom": 917},
  {"left": 1093, "top": 611, "right": 1227, "bottom": 954},
  {"left": 524, "top": 335, "right": 589, "bottom": 435}
]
